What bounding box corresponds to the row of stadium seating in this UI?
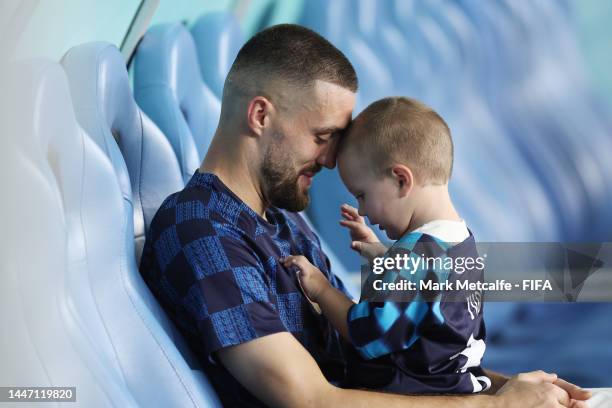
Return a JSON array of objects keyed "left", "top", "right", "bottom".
[{"left": 0, "top": 12, "right": 257, "bottom": 407}]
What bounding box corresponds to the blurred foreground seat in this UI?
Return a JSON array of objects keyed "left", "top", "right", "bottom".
[
  {"left": 0, "top": 60, "right": 137, "bottom": 407},
  {"left": 61, "top": 42, "right": 221, "bottom": 407}
]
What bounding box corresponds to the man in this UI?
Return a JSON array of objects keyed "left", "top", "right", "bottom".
[{"left": 140, "top": 24, "right": 590, "bottom": 407}]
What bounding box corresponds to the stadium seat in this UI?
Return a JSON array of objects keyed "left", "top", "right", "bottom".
[
  {"left": 351, "top": 0, "right": 418, "bottom": 98},
  {"left": 301, "top": 0, "right": 394, "bottom": 112},
  {"left": 419, "top": 0, "right": 560, "bottom": 241},
  {"left": 0, "top": 60, "right": 137, "bottom": 407},
  {"left": 505, "top": 0, "right": 612, "bottom": 241},
  {"left": 134, "top": 23, "right": 221, "bottom": 180},
  {"left": 191, "top": 12, "right": 244, "bottom": 98},
  {"left": 413, "top": 2, "right": 554, "bottom": 240},
  {"left": 61, "top": 42, "right": 221, "bottom": 407},
  {"left": 61, "top": 42, "right": 183, "bottom": 261},
  {"left": 457, "top": 0, "right": 592, "bottom": 241}
]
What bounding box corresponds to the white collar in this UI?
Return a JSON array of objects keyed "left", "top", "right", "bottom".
[{"left": 412, "top": 219, "right": 469, "bottom": 243}]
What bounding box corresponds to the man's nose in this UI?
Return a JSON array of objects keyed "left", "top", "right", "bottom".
[
  {"left": 357, "top": 205, "right": 366, "bottom": 217},
  {"left": 316, "top": 139, "right": 339, "bottom": 169}
]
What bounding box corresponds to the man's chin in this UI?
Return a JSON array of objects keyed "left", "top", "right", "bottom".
[
  {"left": 292, "top": 181, "right": 311, "bottom": 210},
  {"left": 291, "top": 194, "right": 310, "bottom": 212},
  {"left": 271, "top": 193, "right": 309, "bottom": 213}
]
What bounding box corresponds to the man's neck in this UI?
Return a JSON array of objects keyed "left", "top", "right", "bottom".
[{"left": 199, "top": 131, "right": 268, "bottom": 219}]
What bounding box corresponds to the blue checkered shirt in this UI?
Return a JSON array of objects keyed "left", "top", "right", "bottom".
[{"left": 139, "top": 171, "right": 350, "bottom": 407}]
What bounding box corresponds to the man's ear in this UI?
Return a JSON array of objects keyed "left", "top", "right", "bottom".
[
  {"left": 391, "top": 164, "right": 414, "bottom": 197},
  {"left": 246, "top": 96, "right": 274, "bottom": 137}
]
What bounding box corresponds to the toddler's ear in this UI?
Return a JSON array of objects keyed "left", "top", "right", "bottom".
[{"left": 391, "top": 164, "right": 414, "bottom": 196}]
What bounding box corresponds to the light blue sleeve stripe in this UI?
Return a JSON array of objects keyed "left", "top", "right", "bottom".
[
  {"left": 358, "top": 338, "right": 391, "bottom": 360},
  {"left": 432, "top": 301, "right": 444, "bottom": 324},
  {"left": 406, "top": 301, "right": 428, "bottom": 324},
  {"left": 395, "top": 232, "right": 423, "bottom": 251},
  {"left": 348, "top": 302, "right": 371, "bottom": 321},
  {"left": 372, "top": 302, "right": 401, "bottom": 332}
]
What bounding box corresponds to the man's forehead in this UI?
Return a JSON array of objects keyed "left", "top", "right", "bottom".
[
  {"left": 307, "top": 80, "right": 355, "bottom": 129},
  {"left": 311, "top": 80, "right": 355, "bottom": 107}
]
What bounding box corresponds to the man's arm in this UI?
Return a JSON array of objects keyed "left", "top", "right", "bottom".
[
  {"left": 484, "top": 369, "right": 510, "bottom": 394},
  {"left": 216, "top": 332, "right": 579, "bottom": 408}
]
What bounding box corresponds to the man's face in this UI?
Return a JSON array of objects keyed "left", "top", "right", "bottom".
[{"left": 261, "top": 80, "right": 355, "bottom": 212}]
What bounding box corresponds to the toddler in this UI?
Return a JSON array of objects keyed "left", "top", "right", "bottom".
[{"left": 282, "top": 97, "right": 490, "bottom": 394}]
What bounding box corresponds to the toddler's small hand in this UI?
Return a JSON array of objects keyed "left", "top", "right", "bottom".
[
  {"left": 280, "top": 255, "right": 330, "bottom": 304},
  {"left": 351, "top": 241, "right": 388, "bottom": 261},
  {"left": 339, "top": 203, "right": 379, "bottom": 244},
  {"left": 340, "top": 204, "right": 386, "bottom": 260}
]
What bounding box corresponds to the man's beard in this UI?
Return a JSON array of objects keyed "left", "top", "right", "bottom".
[{"left": 261, "top": 142, "right": 319, "bottom": 212}]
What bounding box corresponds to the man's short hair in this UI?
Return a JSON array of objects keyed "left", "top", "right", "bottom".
[
  {"left": 223, "top": 24, "right": 358, "bottom": 102},
  {"left": 341, "top": 97, "right": 453, "bottom": 185}
]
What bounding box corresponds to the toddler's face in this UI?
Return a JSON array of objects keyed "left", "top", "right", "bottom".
[{"left": 338, "top": 154, "right": 406, "bottom": 240}]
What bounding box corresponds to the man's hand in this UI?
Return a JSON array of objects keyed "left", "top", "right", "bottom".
[
  {"left": 281, "top": 255, "right": 330, "bottom": 303},
  {"left": 553, "top": 377, "right": 592, "bottom": 407},
  {"left": 339, "top": 204, "right": 386, "bottom": 260},
  {"left": 497, "top": 371, "right": 591, "bottom": 408}
]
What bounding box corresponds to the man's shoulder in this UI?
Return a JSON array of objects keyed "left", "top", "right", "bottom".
[
  {"left": 152, "top": 174, "right": 260, "bottom": 236},
  {"left": 147, "top": 184, "right": 209, "bottom": 234}
]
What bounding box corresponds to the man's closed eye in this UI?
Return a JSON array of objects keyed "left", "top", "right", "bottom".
[{"left": 314, "top": 136, "right": 329, "bottom": 145}]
